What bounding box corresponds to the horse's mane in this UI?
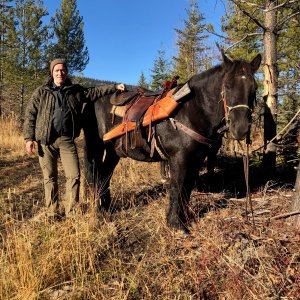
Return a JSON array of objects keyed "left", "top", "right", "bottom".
[
  {"left": 191, "top": 64, "right": 223, "bottom": 82},
  {"left": 187, "top": 58, "right": 255, "bottom": 92}
]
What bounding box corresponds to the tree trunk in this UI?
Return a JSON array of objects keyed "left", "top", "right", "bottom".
[
  {"left": 291, "top": 161, "right": 300, "bottom": 227},
  {"left": 262, "top": 0, "right": 278, "bottom": 175}
]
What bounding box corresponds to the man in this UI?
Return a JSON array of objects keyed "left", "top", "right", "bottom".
[{"left": 23, "top": 58, "right": 125, "bottom": 218}]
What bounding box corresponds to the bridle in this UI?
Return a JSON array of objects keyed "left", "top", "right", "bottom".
[
  {"left": 168, "top": 77, "right": 254, "bottom": 148},
  {"left": 221, "top": 84, "right": 252, "bottom": 123}
]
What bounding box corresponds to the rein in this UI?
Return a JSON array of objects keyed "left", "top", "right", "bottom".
[
  {"left": 222, "top": 84, "right": 255, "bottom": 226},
  {"left": 234, "top": 137, "right": 255, "bottom": 227}
]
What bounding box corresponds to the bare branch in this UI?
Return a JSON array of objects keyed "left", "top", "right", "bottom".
[
  {"left": 252, "top": 109, "right": 300, "bottom": 153},
  {"left": 239, "top": 0, "right": 264, "bottom": 9},
  {"left": 204, "top": 27, "right": 228, "bottom": 40},
  {"left": 224, "top": 32, "right": 263, "bottom": 51},
  {"left": 270, "top": 210, "right": 300, "bottom": 220},
  {"left": 276, "top": 11, "right": 300, "bottom": 32},
  {"left": 263, "top": 0, "right": 298, "bottom": 12}
]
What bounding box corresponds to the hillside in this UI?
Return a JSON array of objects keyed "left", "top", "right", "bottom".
[
  {"left": 79, "top": 77, "right": 117, "bottom": 88},
  {"left": 0, "top": 117, "right": 299, "bottom": 300},
  {"left": 74, "top": 76, "right": 136, "bottom": 90}
]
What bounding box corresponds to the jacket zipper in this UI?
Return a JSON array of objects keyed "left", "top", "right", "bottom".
[{"left": 65, "top": 91, "right": 75, "bottom": 139}]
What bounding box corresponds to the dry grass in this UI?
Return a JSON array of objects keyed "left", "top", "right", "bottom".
[
  {"left": 0, "top": 117, "right": 299, "bottom": 300},
  {"left": 0, "top": 115, "right": 25, "bottom": 157}
]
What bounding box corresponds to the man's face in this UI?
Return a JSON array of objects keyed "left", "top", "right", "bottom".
[{"left": 53, "top": 63, "right": 68, "bottom": 86}]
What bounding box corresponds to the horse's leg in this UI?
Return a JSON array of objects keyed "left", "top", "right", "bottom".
[
  {"left": 83, "top": 134, "right": 119, "bottom": 211},
  {"left": 82, "top": 101, "right": 104, "bottom": 192},
  {"left": 96, "top": 145, "right": 120, "bottom": 211},
  {"left": 83, "top": 139, "right": 103, "bottom": 190},
  {"left": 203, "top": 139, "right": 222, "bottom": 192},
  {"left": 160, "top": 160, "right": 170, "bottom": 183},
  {"left": 206, "top": 139, "right": 221, "bottom": 175},
  {"left": 167, "top": 154, "right": 200, "bottom": 231}
]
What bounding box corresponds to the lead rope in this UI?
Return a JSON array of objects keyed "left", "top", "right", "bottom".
[
  {"left": 243, "top": 138, "right": 255, "bottom": 227},
  {"left": 223, "top": 85, "right": 255, "bottom": 226},
  {"left": 221, "top": 88, "right": 228, "bottom": 123}
]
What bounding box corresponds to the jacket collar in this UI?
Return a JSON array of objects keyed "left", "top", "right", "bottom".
[{"left": 44, "top": 77, "right": 74, "bottom": 91}]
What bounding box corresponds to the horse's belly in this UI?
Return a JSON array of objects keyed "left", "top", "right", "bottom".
[{"left": 115, "top": 147, "right": 160, "bottom": 162}]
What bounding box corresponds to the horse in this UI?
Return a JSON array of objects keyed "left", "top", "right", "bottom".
[{"left": 82, "top": 51, "right": 261, "bottom": 231}]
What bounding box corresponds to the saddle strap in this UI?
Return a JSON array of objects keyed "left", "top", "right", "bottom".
[{"left": 169, "top": 118, "right": 216, "bottom": 146}]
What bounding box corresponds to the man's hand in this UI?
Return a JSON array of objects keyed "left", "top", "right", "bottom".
[
  {"left": 26, "top": 140, "right": 36, "bottom": 155},
  {"left": 116, "top": 83, "right": 125, "bottom": 91}
]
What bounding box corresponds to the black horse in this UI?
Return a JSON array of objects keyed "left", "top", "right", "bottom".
[{"left": 82, "top": 51, "right": 261, "bottom": 231}]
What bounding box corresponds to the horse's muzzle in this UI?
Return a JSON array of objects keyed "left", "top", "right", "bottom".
[{"left": 229, "top": 122, "right": 251, "bottom": 140}]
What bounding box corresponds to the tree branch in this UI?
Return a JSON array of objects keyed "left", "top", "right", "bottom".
[
  {"left": 270, "top": 210, "right": 300, "bottom": 220},
  {"left": 204, "top": 27, "right": 228, "bottom": 40},
  {"left": 276, "top": 11, "right": 300, "bottom": 32},
  {"left": 263, "top": 0, "right": 297, "bottom": 12},
  {"left": 239, "top": 0, "right": 264, "bottom": 9},
  {"left": 230, "top": 0, "right": 266, "bottom": 30},
  {"left": 224, "top": 32, "right": 263, "bottom": 51}
]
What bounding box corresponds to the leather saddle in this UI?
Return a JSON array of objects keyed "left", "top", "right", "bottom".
[
  {"left": 110, "top": 86, "right": 161, "bottom": 106},
  {"left": 104, "top": 77, "right": 180, "bottom": 143}
]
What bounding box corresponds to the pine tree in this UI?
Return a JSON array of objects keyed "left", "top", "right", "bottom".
[
  {"left": 277, "top": 5, "right": 300, "bottom": 122},
  {"left": 150, "top": 48, "right": 170, "bottom": 91},
  {"left": 5, "top": 0, "right": 49, "bottom": 118},
  {"left": 27, "top": 0, "right": 50, "bottom": 80},
  {"left": 221, "top": 1, "right": 262, "bottom": 60},
  {"left": 276, "top": 5, "right": 300, "bottom": 167},
  {"left": 172, "top": 0, "right": 210, "bottom": 83},
  {"left": 0, "top": 0, "right": 14, "bottom": 116},
  {"left": 137, "top": 71, "right": 149, "bottom": 89},
  {"left": 49, "top": 0, "right": 89, "bottom": 75}
]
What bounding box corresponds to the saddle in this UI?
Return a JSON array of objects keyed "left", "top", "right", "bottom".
[
  {"left": 110, "top": 87, "right": 161, "bottom": 106},
  {"left": 103, "top": 77, "right": 180, "bottom": 143}
]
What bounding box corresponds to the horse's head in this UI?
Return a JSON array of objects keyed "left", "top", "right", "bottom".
[{"left": 221, "top": 51, "right": 261, "bottom": 141}]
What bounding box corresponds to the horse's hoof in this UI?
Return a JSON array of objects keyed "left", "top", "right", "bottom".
[{"left": 167, "top": 217, "right": 190, "bottom": 235}]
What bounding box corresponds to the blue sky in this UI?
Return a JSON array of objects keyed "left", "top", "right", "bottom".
[{"left": 43, "top": 0, "right": 226, "bottom": 85}]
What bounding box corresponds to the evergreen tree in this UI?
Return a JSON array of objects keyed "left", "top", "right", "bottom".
[
  {"left": 5, "top": 0, "right": 49, "bottom": 118},
  {"left": 172, "top": 0, "right": 210, "bottom": 83},
  {"left": 137, "top": 71, "right": 149, "bottom": 89},
  {"left": 0, "top": 0, "right": 14, "bottom": 116},
  {"left": 276, "top": 4, "right": 300, "bottom": 166},
  {"left": 150, "top": 48, "right": 170, "bottom": 91},
  {"left": 221, "top": 1, "right": 262, "bottom": 59},
  {"left": 49, "top": 0, "right": 89, "bottom": 75},
  {"left": 27, "top": 0, "right": 50, "bottom": 80},
  {"left": 277, "top": 5, "right": 300, "bottom": 123}
]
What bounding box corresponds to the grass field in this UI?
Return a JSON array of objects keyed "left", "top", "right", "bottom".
[{"left": 0, "top": 116, "right": 299, "bottom": 300}]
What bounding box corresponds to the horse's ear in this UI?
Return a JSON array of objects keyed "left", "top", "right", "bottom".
[
  {"left": 250, "top": 54, "right": 262, "bottom": 73},
  {"left": 221, "top": 49, "right": 233, "bottom": 68},
  {"left": 216, "top": 43, "right": 233, "bottom": 68}
]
